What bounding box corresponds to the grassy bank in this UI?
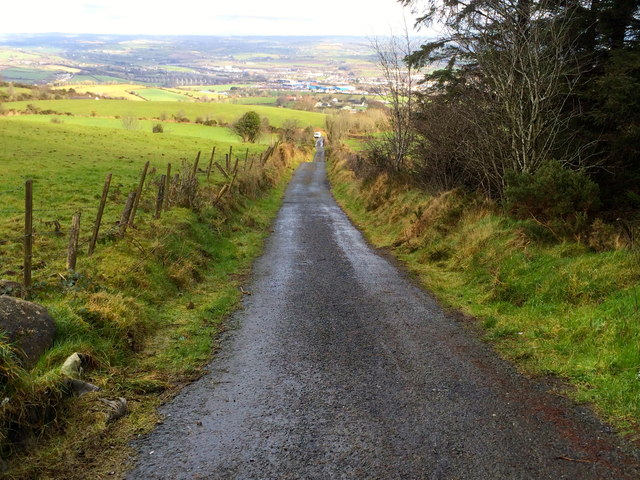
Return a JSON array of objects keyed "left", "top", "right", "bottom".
[
  {"left": 328, "top": 150, "right": 640, "bottom": 437},
  {"left": 2, "top": 133, "right": 307, "bottom": 477}
]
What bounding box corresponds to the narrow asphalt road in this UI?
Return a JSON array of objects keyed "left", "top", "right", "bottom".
[{"left": 128, "top": 149, "right": 639, "bottom": 479}]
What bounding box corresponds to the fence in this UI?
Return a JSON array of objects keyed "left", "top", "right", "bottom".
[{"left": 0, "top": 143, "right": 280, "bottom": 300}]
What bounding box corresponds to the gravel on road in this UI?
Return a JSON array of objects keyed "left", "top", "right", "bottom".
[{"left": 127, "top": 151, "right": 639, "bottom": 479}]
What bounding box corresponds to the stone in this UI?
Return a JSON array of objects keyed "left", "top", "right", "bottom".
[
  {"left": 0, "top": 296, "right": 56, "bottom": 369},
  {"left": 60, "top": 352, "right": 84, "bottom": 378}
]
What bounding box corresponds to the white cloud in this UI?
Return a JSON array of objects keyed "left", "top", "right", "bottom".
[{"left": 2, "top": 0, "right": 425, "bottom": 36}]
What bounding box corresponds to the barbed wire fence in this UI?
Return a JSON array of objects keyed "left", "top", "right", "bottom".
[{"left": 0, "top": 144, "right": 278, "bottom": 300}]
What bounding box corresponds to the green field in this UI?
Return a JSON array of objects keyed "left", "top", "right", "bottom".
[
  {"left": 3, "top": 99, "right": 326, "bottom": 128},
  {"left": 0, "top": 115, "right": 269, "bottom": 305},
  {"left": 0, "top": 68, "right": 53, "bottom": 83},
  {"left": 0, "top": 85, "right": 33, "bottom": 96},
  {"left": 231, "top": 96, "right": 278, "bottom": 105},
  {"left": 53, "top": 84, "right": 147, "bottom": 101},
  {"left": 180, "top": 84, "right": 254, "bottom": 92},
  {"left": 135, "top": 88, "right": 193, "bottom": 102},
  {"left": 158, "top": 65, "right": 197, "bottom": 73},
  {"left": 0, "top": 50, "right": 40, "bottom": 61},
  {"left": 67, "top": 74, "right": 130, "bottom": 84},
  {"left": 8, "top": 114, "right": 275, "bottom": 143},
  {"left": 0, "top": 118, "right": 264, "bottom": 221}
]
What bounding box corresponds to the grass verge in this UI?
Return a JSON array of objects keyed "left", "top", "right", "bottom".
[
  {"left": 3, "top": 144, "right": 308, "bottom": 479},
  {"left": 327, "top": 149, "right": 640, "bottom": 439}
]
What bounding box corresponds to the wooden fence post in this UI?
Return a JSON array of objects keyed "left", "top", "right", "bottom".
[
  {"left": 119, "top": 192, "right": 137, "bottom": 237},
  {"left": 128, "top": 161, "right": 149, "bottom": 227},
  {"left": 164, "top": 163, "right": 172, "bottom": 211},
  {"left": 23, "top": 179, "right": 33, "bottom": 299},
  {"left": 225, "top": 153, "right": 230, "bottom": 172},
  {"left": 244, "top": 148, "right": 249, "bottom": 170},
  {"left": 229, "top": 157, "right": 240, "bottom": 192},
  {"left": 213, "top": 184, "right": 229, "bottom": 205},
  {"left": 215, "top": 162, "right": 230, "bottom": 179},
  {"left": 67, "top": 211, "right": 81, "bottom": 270},
  {"left": 155, "top": 175, "right": 166, "bottom": 219},
  {"left": 88, "top": 173, "right": 112, "bottom": 256},
  {"left": 206, "top": 146, "right": 216, "bottom": 181},
  {"left": 228, "top": 145, "right": 233, "bottom": 170},
  {"left": 191, "top": 151, "right": 201, "bottom": 180}
]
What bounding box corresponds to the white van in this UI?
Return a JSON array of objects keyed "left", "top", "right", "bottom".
[{"left": 313, "top": 132, "right": 322, "bottom": 138}]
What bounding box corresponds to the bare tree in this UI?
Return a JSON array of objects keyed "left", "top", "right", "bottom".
[
  {"left": 402, "top": 0, "right": 581, "bottom": 196},
  {"left": 370, "top": 26, "right": 420, "bottom": 172}
]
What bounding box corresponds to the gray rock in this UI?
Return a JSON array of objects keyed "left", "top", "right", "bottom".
[{"left": 0, "top": 296, "right": 56, "bottom": 369}]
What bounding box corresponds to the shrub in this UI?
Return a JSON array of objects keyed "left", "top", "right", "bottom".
[
  {"left": 505, "top": 161, "right": 601, "bottom": 238},
  {"left": 152, "top": 123, "right": 164, "bottom": 133},
  {"left": 50, "top": 117, "right": 64, "bottom": 124},
  {"left": 121, "top": 116, "right": 139, "bottom": 130},
  {"left": 232, "top": 111, "right": 262, "bottom": 143},
  {"left": 588, "top": 219, "right": 618, "bottom": 251},
  {"left": 173, "top": 110, "right": 189, "bottom": 123}
]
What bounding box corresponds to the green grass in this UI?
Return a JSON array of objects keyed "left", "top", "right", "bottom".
[
  {"left": 1, "top": 118, "right": 307, "bottom": 478},
  {"left": 8, "top": 114, "right": 276, "bottom": 143},
  {"left": 182, "top": 84, "right": 255, "bottom": 92},
  {"left": 158, "top": 65, "right": 197, "bottom": 73},
  {"left": 134, "top": 88, "right": 192, "bottom": 102},
  {"left": 0, "top": 118, "right": 266, "bottom": 282},
  {"left": 67, "top": 74, "right": 130, "bottom": 84},
  {"left": 328, "top": 153, "right": 640, "bottom": 434},
  {"left": 0, "top": 86, "right": 32, "bottom": 96},
  {"left": 230, "top": 96, "right": 278, "bottom": 105},
  {"left": 4, "top": 99, "right": 326, "bottom": 128},
  {"left": 0, "top": 50, "right": 41, "bottom": 60},
  {"left": 343, "top": 137, "right": 368, "bottom": 152},
  {"left": 0, "top": 68, "right": 52, "bottom": 83}
]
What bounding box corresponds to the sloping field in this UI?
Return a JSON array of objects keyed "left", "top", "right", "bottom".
[
  {"left": 0, "top": 117, "right": 267, "bottom": 288},
  {"left": 8, "top": 114, "right": 274, "bottom": 143},
  {"left": 0, "top": 67, "right": 52, "bottom": 83},
  {"left": 134, "top": 88, "right": 193, "bottom": 102},
  {"left": 3, "top": 99, "right": 326, "bottom": 127},
  {"left": 54, "top": 84, "right": 147, "bottom": 101},
  {"left": 0, "top": 118, "right": 264, "bottom": 220},
  {"left": 180, "top": 84, "right": 254, "bottom": 92}
]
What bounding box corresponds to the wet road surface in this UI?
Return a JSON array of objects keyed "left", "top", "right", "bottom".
[{"left": 128, "top": 150, "right": 639, "bottom": 479}]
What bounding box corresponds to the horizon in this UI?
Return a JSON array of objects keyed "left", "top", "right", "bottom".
[{"left": 2, "top": 0, "right": 430, "bottom": 38}]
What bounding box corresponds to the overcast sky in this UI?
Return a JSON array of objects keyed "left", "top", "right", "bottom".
[{"left": 3, "top": 0, "right": 427, "bottom": 37}]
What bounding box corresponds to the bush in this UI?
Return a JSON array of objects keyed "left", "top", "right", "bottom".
[
  {"left": 121, "top": 116, "right": 139, "bottom": 131},
  {"left": 173, "top": 110, "right": 189, "bottom": 123},
  {"left": 152, "top": 123, "right": 164, "bottom": 133},
  {"left": 232, "top": 111, "right": 262, "bottom": 143},
  {"left": 279, "top": 119, "right": 301, "bottom": 143},
  {"left": 505, "top": 161, "right": 601, "bottom": 238}
]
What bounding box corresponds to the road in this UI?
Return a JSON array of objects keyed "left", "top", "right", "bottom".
[{"left": 127, "top": 148, "right": 639, "bottom": 479}]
